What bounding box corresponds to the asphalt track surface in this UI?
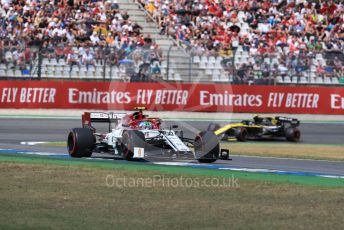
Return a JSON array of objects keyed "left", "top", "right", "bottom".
[{"left": 0, "top": 118, "right": 344, "bottom": 176}]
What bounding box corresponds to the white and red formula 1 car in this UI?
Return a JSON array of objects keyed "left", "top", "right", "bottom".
[{"left": 67, "top": 107, "right": 229, "bottom": 163}]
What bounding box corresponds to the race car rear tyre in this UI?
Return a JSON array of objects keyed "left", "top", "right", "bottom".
[
  {"left": 121, "top": 130, "right": 146, "bottom": 160},
  {"left": 235, "top": 127, "right": 248, "bottom": 142},
  {"left": 67, "top": 128, "right": 95, "bottom": 158},
  {"left": 207, "top": 123, "right": 221, "bottom": 132},
  {"left": 285, "top": 128, "right": 301, "bottom": 142},
  {"left": 195, "top": 131, "right": 219, "bottom": 163}
]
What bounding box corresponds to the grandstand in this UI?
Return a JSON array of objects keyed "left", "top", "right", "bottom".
[{"left": 0, "top": 0, "right": 343, "bottom": 85}]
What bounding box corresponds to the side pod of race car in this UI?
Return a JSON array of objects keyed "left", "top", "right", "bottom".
[
  {"left": 67, "top": 107, "right": 229, "bottom": 163},
  {"left": 208, "top": 115, "right": 301, "bottom": 142}
]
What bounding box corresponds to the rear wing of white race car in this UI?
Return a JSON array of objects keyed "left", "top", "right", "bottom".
[{"left": 82, "top": 112, "right": 126, "bottom": 131}]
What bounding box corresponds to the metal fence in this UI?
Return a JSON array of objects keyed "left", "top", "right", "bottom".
[
  {"left": 217, "top": 48, "right": 344, "bottom": 85},
  {"left": 0, "top": 44, "right": 343, "bottom": 86}
]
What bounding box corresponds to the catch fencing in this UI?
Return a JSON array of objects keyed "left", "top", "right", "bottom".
[{"left": 0, "top": 45, "right": 343, "bottom": 86}]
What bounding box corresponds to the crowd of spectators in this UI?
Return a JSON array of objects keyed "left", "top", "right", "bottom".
[
  {"left": 0, "top": 0, "right": 343, "bottom": 83},
  {"left": 140, "top": 0, "right": 343, "bottom": 54},
  {"left": 221, "top": 48, "right": 344, "bottom": 84},
  {"left": 0, "top": 0, "right": 163, "bottom": 81},
  {"left": 140, "top": 0, "right": 344, "bottom": 83}
]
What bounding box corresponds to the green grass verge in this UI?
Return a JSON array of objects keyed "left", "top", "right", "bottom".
[
  {"left": 0, "top": 157, "right": 344, "bottom": 230},
  {"left": 0, "top": 153, "right": 343, "bottom": 187}
]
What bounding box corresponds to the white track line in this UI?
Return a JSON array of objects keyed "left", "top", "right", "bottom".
[{"left": 230, "top": 154, "right": 344, "bottom": 163}]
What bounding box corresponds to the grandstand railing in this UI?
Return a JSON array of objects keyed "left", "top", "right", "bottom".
[{"left": 0, "top": 45, "right": 343, "bottom": 86}]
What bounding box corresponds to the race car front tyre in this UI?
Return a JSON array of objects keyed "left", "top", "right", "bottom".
[
  {"left": 195, "top": 131, "right": 220, "bottom": 163},
  {"left": 285, "top": 128, "right": 301, "bottom": 142},
  {"left": 235, "top": 127, "right": 248, "bottom": 142},
  {"left": 121, "top": 130, "right": 146, "bottom": 160},
  {"left": 67, "top": 128, "right": 95, "bottom": 158}
]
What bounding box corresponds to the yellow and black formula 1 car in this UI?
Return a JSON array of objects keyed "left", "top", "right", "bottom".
[{"left": 208, "top": 116, "right": 301, "bottom": 142}]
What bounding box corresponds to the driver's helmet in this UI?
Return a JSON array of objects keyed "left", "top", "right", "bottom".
[
  {"left": 253, "top": 115, "right": 271, "bottom": 125},
  {"left": 271, "top": 118, "right": 278, "bottom": 125},
  {"left": 133, "top": 112, "right": 140, "bottom": 120},
  {"left": 139, "top": 121, "right": 152, "bottom": 130},
  {"left": 253, "top": 115, "right": 262, "bottom": 123}
]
